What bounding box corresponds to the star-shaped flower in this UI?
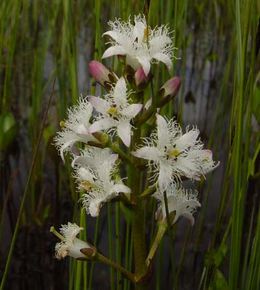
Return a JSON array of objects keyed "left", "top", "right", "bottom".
[
  {"left": 73, "top": 148, "right": 131, "bottom": 216},
  {"left": 54, "top": 222, "right": 90, "bottom": 259},
  {"left": 89, "top": 77, "right": 142, "bottom": 147},
  {"left": 155, "top": 184, "right": 201, "bottom": 226},
  {"left": 54, "top": 98, "right": 96, "bottom": 161},
  {"left": 132, "top": 114, "right": 219, "bottom": 191},
  {"left": 102, "top": 14, "right": 175, "bottom": 76}
]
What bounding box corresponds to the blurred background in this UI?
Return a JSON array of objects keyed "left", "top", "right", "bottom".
[{"left": 0, "top": 0, "right": 259, "bottom": 289}]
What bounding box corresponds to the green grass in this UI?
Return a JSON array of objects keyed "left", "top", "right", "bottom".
[{"left": 0, "top": 0, "right": 259, "bottom": 289}]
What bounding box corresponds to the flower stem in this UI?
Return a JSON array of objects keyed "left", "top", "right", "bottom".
[
  {"left": 96, "top": 253, "right": 136, "bottom": 283},
  {"left": 146, "top": 222, "right": 167, "bottom": 267}
]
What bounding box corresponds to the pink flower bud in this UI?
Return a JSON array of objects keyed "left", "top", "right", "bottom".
[
  {"left": 160, "top": 77, "right": 181, "bottom": 98},
  {"left": 88, "top": 61, "right": 113, "bottom": 86},
  {"left": 134, "top": 67, "right": 149, "bottom": 87}
]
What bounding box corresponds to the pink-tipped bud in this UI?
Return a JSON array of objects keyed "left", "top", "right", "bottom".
[
  {"left": 88, "top": 61, "right": 114, "bottom": 87},
  {"left": 160, "top": 77, "right": 181, "bottom": 98},
  {"left": 134, "top": 67, "right": 149, "bottom": 88}
]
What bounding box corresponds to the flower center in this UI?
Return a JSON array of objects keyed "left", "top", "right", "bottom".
[
  {"left": 107, "top": 106, "right": 121, "bottom": 120},
  {"left": 166, "top": 148, "right": 181, "bottom": 160},
  {"left": 80, "top": 180, "right": 94, "bottom": 191}
]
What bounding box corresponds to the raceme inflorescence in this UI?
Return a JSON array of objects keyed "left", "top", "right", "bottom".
[{"left": 50, "top": 14, "right": 219, "bottom": 286}]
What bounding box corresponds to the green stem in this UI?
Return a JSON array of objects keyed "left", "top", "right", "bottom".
[
  {"left": 96, "top": 253, "right": 136, "bottom": 283},
  {"left": 139, "top": 185, "right": 156, "bottom": 199},
  {"left": 146, "top": 222, "right": 167, "bottom": 267}
]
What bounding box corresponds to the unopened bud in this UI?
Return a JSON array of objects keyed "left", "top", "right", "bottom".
[
  {"left": 160, "top": 77, "right": 181, "bottom": 99},
  {"left": 134, "top": 67, "right": 149, "bottom": 88},
  {"left": 88, "top": 60, "right": 115, "bottom": 87}
]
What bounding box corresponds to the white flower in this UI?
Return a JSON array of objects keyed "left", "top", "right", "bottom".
[
  {"left": 54, "top": 97, "right": 96, "bottom": 162},
  {"left": 155, "top": 184, "right": 201, "bottom": 226},
  {"left": 55, "top": 222, "right": 90, "bottom": 259},
  {"left": 89, "top": 77, "right": 142, "bottom": 147},
  {"left": 133, "top": 114, "right": 219, "bottom": 192},
  {"left": 102, "top": 15, "right": 175, "bottom": 76},
  {"left": 73, "top": 147, "right": 131, "bottom": 216}
]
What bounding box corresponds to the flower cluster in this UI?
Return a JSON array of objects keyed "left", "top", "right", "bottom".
[{"left": 52, "top": 14, "right": 219, "bottom": 262}]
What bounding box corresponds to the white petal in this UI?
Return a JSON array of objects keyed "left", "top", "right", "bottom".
[
  {"left": 175, "top": 129, "right": 200, "bottom": 151},
  {"left": 88, "top": 96, "right": 110, "bottom": 114},
  {"left": 88, "top": 200, "right": 102, "bottom": 217},
  {"left": 89, "top": 118, "right": 115, "bottom": 133},
  {"left": 152, "top": 53, "right": 172, "bottom": 71},
  {"left": 102, "top": 45, "right": 126, "bottom": 59},
  {"left": 121, "top": 104, "right": 142, "bottom": 118},
  {"left": 136, "top": 56, "right": 151, "bottom": 76},
  {"left": 113, "top": 77, "right": 127, "bottom": 107},
  {"left": 132, "top": 146, "right": 162, "bottom": 161},
  {"left": 156, "top": 114, "right": 170, "bottom": 147},
  {"left": 59, "top": 140, "right": 76, "bottom": 162},
  {"left": 126, "top": 55, "right": 140, "bottom": 70},
  {"left": 158, "top": 161, "right": 172, "bottom": 192},
  {"left": 111, "top": 184, "right": 131, "bottom": 194},
  {"left": 174, "top": 156, "right": 200, "bottom": 180},
  {"left": 69, "top": 238, "right": 90, "bottom": 259},
  {"left": 133, "top": 16, "right": 146, "bottom": 41},
  {"left": 117, "top": 121, "right": 131, "bottom": 147}
]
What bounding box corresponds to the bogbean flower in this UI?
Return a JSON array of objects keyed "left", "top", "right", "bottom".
[
  {"left": 53, "top": 222, "right": 91, "bottom": 259},
  {"left": 73, "top": 148, "right": 131, "bottom": 216},
  {"left": 54, "top": 98, "right": 96, "bottom": 161},
  {"left": 155, "top": 184, "right": 201, "bottom": 226},
  {"left": 102, "top": 14, "right": 175, "bottom": 76},
  {"left": 133, "top": 114, "right": 219, "bottom": 192},
  {"left": 89, "top": 77, "right": 142, "bottom": 147}
]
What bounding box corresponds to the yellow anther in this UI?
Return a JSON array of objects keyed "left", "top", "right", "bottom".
[
  {"left": 107, "top": 106, "right": 119, "bottom": 117},
  {"left": 80, "top": 180, "right": 93, "bottom": 191},
  {"left": 168, "top": 149, "right": 181, "bottom": 158},
  {"left": 60, "top": 120, "right": 66, "bottom": 128}
]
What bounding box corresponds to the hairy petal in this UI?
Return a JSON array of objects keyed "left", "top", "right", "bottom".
[
  {"left": 89, "top": 118, "right": 115, "bottom": 133},
  {"left": 102, "top": 45, "right": 126, "bottom": 59},
  {"left": 132, "top": 146, "right": 162, "bottom": 161},
  {"left": 117, "top": 121, "right": 132, "bottom": 147}
]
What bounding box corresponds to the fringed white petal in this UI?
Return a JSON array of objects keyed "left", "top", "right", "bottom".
[
  {"left": 117, "top": 121, "right": 131, "bottom": 147},
  {"left": 88, "top": 96, "right": 110, "bottom": 114},
  {"left": 102, "top": 45, "right": 126, "bottom": 59}
]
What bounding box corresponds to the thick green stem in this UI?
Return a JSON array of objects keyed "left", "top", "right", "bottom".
[{"left": 129, "top": 135, "right": 148, "bottom": 290}]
